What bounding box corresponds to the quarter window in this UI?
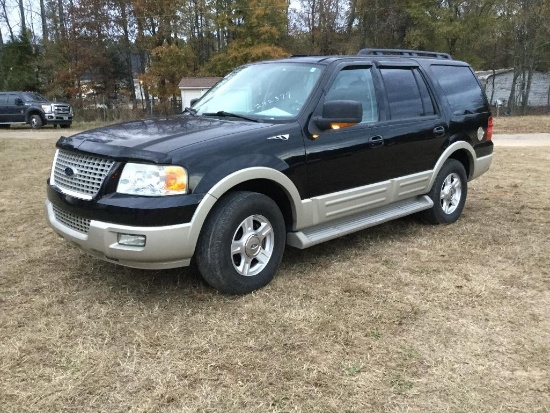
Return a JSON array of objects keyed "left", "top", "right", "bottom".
[{"left": 431, "top": 65, "right": 486, "bottom": 114}]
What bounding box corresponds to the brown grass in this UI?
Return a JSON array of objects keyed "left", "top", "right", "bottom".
[
  {"left": 1, "top": 137, "right": 549, "bottom": 413},
  {"left": 492, "top": 115, "right": 550, "bottom": 134}
]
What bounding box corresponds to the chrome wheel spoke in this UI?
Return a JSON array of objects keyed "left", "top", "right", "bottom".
[
  {"left": 231, "top": 214, "right": 275, "bottom": 277},
  {"left": 255, "top": 250, "right": 271, "bottom": 266},
  {"left": 439, "top": 172, "right": 462, "bottom": 215},
  {"left": 243, "top": 216, "right": 255, "bottom": 233},
  {"left": 257, "top": 222, "right": 273, "bottom": 241},
  {"left": 240, "top": 256, "right": 253, "bottom": 276},
  {"left": 231, "top": 239, "right": 246, "bottom": 255}
]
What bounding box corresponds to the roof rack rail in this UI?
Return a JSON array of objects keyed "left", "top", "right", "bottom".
[{"left": 358, "top": 48, "right": 452, "bottom": 60}]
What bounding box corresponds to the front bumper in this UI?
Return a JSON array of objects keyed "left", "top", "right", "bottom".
[
  {"left": 46, "top": 199, "right": 194, "bottom": 269},
  {"left": 45, "top": 114, "right": 72, "bottom": 125}
]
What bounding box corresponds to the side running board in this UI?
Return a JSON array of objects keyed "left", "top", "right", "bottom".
[{"left": 286, "top": 195, "right": 433, "bottom": 249}]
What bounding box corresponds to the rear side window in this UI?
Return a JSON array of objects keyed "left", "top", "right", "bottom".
[
  {"left": 380, "top": 68, "right": 435, "bottom": 119},
  {"left": 431, "top": 65, "right": 487, "bottom": 114}
]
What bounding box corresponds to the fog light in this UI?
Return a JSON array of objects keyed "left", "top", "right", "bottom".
[{"left": 117, "top": 233, "right": 146, "bottom": 247}]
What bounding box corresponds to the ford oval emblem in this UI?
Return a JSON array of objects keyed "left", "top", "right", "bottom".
[{"left": 65, "top": 167, "right": 76, "bottom": 177}]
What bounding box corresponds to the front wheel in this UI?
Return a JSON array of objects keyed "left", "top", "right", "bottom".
[
  {"left": 195, "top": 191, "right": 286, "bottom": 295},
  {"left": 30, "top": 115, "right": 43, "bottom": 129},
  {"left": 421, "top": 159, "right": 468, "bottom": 224}
]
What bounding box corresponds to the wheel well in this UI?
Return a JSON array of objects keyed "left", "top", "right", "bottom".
[
  {"left": 26, "top": 111, "right": 43, "bottom": 122},
  {"left": 448, "top": 149, "right": 472, "bottom": 179},
  {"left": 227, "top": 179, "right": 295, "bottom": 230}
]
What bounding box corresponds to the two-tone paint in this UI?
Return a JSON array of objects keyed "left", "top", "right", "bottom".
[{"left": 46, "top": 55, "right": 493, "bottom": 269}]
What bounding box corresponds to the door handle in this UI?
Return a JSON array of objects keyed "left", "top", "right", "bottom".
[
  {"left": 433, "top": 126, "right": 446, "bottom": 137},
  {"left": 369, "top": 135, "right": 384, "bottom": 148}
]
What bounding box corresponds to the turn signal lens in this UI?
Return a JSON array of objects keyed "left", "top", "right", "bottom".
[
  {"left": 165, "top": 166, "right": 187, "bottom": 192},
  {"left": 330, "top": 122, "right": 356, "bottom": 129}
]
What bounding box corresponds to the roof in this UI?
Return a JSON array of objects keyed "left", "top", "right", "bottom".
[{"left": 178, "top": 77, "right": 222, "bottom": 89}]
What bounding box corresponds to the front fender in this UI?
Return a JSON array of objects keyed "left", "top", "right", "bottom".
[
  {"left": 192, "top": 154, "right": 290, "bottom": 194},
  {"left": 184, "top": 166, "right": 304, "bottom": 259}
]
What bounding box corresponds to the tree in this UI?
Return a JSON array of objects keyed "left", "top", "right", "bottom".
[
  {"left": 0, "top": 37, "right": 41, "bottom": 91},
  {"left": 141, "top": 42, "right": 195, "bottom": 99},
  {"left": 204, "top": 0, "right": 289, "bottom": 74}
]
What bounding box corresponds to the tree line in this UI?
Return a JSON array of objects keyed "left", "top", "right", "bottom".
[{"left": 1, "top": 0, "right": 549, "bottom": 116}]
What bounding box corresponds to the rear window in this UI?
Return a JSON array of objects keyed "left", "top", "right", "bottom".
[{"left": 431, "top": 65, "right": 487, "bottom": 115}]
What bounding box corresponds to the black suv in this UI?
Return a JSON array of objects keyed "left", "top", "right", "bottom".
[
  {"left": 46, "top": 49, "right": 493, "bottom": 294},
  {"left": 0, "top": 91, "right": 73, "bottom": 129}
]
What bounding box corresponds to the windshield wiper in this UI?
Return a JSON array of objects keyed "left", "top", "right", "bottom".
[
  {"left": 182, "top": 107, "right": 197, "bottom": 116},
  {"left": 202, "top": 111, "right": 259, "bottom": 122}
]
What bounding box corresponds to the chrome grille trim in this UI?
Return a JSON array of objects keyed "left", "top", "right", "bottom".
[
  {"left": 52, "top": 204, "right": 90, "bottom": 234},
  {"left": 51, "top": 149, "right": 115, "bottom": 200},
  {"left": 53, "top": 104, "right": 71, "bottom": 115}
]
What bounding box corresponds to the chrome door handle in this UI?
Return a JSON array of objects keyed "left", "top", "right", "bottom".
[
  {"left": 433, "top": 126, "right": 446, "bottom": 137},
  {"left": 369, "top": 135, "right": 384, "bottom": 148}
]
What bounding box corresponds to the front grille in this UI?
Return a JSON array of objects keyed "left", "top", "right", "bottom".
[
  {"left": 53, "top": 104, "right": 71, "bottom": 115},
  {"left": 52, "top": 150, "right": 115, "bottom": 199},
  {"left": 52, "top": 204, "right": 90, "bottom": 234}
]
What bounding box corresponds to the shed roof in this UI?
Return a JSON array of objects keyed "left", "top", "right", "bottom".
[
  {"left": 178, "top": 77, "right": 222, "bottom": 89},
  {"left": 475, "top": 69, "right": 514, "bottom": 80}
]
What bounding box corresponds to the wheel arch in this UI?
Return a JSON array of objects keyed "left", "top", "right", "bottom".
[
  {"left": 427, "top": 141, "right": 476, "bottom": 191},
  {"left": 184, "top": 167, "right": 304, "bottom": 259},
  {"left": 448, "top": 148, "right": 473, "bottom": 179},
  {"left": 26, "top": 110, "right": 44, "bottom": 124}
]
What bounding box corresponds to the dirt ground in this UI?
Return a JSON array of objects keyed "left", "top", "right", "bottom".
[{"left": 1, "top": 123, "right": 549, "bottom": 412}]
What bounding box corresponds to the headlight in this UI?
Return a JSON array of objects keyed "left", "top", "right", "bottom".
[
  {"left": 117, "top": 163, "right": 188, "bottom": 196},
  {"left": 41, "top": 104, "right": 52, "bottom": 113}
]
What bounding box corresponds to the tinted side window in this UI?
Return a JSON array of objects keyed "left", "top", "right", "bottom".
[
  {"left": 0, "top": 94, "right": 7, "bottom": 105},
  {"left": 380, "top": 68, "right": 430, "bottom": 119},
  {"left": 6, "top": 94, "right": 19, "bottom": 105},
  {"left": 431, "top": 65, "right": 487, "bottom": 114},
  {"left": 325, "top": 67, "right": 378, "bottom": 123},
  {"left": 414, "top": 70, "right": 435, "bottom": 116}
]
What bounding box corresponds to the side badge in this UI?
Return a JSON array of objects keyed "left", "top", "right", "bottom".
[{"left": 267, "top": 134, "right": 290, "bottom": 141}]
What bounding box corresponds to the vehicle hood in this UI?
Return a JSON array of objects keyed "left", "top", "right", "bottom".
[{"left": 56, "top": 116, "right": 274, "bottom": 163}]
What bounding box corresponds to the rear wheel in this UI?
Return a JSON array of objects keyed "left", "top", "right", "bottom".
[
  {"left": 30, "top": 115, "right": 43, "bottom": 129},
  {"left": 195, "top": 191, "right": 286, "bottom": 295},
  {"left": 60, "top": 124, "right": 71, "bottom": 129},
  {"left": 422, "top": 159, "right": 468, "bottom": 224},
  {"left": 0, "top": 124, "right": 10, "bottom": 129}
]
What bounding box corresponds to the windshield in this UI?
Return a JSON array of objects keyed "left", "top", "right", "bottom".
[
  {"left": 193, "top": 62, "right": 323, "bottom": 121},
  {"left": 23, "top": 92, "right": 48, "bottom": 102}
]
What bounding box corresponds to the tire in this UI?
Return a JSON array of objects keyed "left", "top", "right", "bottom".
[
  {"left": 195, "top": 191, "right": 286, "bottom": 295},
  {"left": 30, "top": 114, "right": 43, "bottom": 129},
  {"left": 421, "top": 159, "right": 468, "bottom": 225},
  {"left": 60, "top": 124, "right": 71, "bottom": 129},
  {"left": 0, "top": 124, "right": 10, "bottom": 129}
]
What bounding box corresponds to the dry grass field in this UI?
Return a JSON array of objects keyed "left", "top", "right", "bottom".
[
  {"left": 492, "top": 115, "right": 550, "bottom": 134},
  {"left": 1, "top": 133, "right": 549, "bottom": 412}
]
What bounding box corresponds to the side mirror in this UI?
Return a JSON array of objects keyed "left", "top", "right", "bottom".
[
  {"left": 190, "top": 98, "right": 199, "bottom": 106},
  {"left": 313, "top": 100, "right": 362, "bottom": 130},
  {"left": 15, "top": 98, "right": 24, "bottom": 106}
]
